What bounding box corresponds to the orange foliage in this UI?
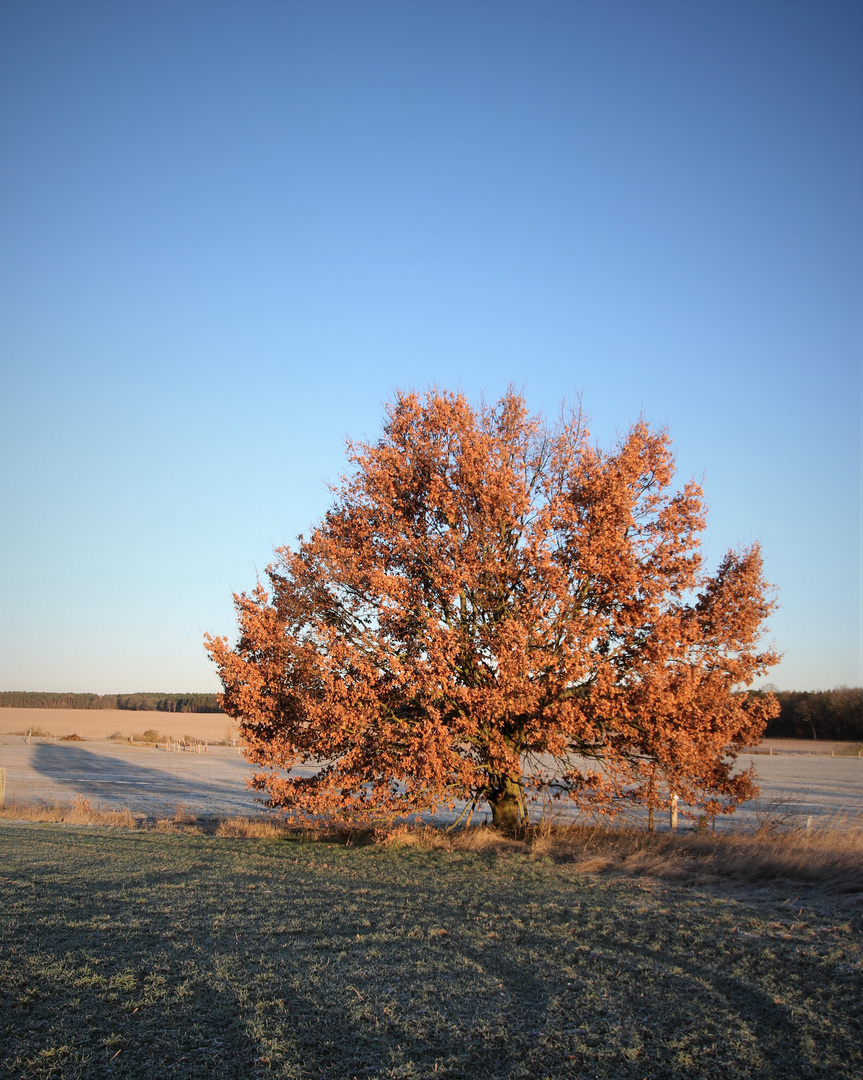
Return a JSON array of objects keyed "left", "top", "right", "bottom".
[{"left": 206, "top": 389, "right": 778, "bottom": 829}]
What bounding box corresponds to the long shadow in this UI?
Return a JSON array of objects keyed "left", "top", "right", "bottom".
[
  {"left": 30, "top": 743, "right": 262, "bottom": 816},
  {"left": 2, "top": 908, "right": 265, "bottom": 1078},
  {"left": 4, "top": 827, "right": 850, "bottom": 1080}
]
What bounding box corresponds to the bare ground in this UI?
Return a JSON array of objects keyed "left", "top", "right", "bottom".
[{"left": 0, "top": 707, "right": 233, "bottom": 743}]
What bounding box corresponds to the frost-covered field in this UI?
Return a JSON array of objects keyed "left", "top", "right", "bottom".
[
  {"left": 0, "top": 737, "right": 268, "bottom": 820},
  {"left": 725, "top": 747, "right": 862, "bottom": 831},
  {"left": 0, "top": 733, "right": 860, "bottom": 828},
  {"left": 4, "top": 823, "right": 860, "bottom": 1080}
]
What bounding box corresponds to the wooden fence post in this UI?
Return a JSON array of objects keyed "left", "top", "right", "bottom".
[
  {"left": 669, "top": 793, "right": 679, "bottom": 831},
  {"left": 0, "top": 767, "right": 5, "bottom": 808},
  {"left": 647, "top": 765, "right": 656, "bottom": 832}
]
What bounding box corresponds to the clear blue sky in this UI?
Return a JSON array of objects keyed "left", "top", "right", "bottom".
[{"left": 1, "top": 0, "right": 860, "bottom": 694}]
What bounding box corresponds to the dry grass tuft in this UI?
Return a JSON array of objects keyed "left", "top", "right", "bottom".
[
  {"left": 215, "top": 817, "right": 291, "bottom": 839},
  {"left": 173, "top": 803, "right": 197, "bottom": 825},
  {"left": 376, "top": 824, "right": 451, "bottom": 850},
  {"left": 379, "top": 823, "right": 525, "bottom": 855},
  {"left": 0, "top": 796, "right": 136, "bottom": 828},
  {"left": 154, "top": 817, "right": 203, "bottom": 834}
]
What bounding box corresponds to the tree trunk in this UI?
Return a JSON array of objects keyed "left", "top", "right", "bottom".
[{"left": 489, "top": 776, "right": 524, "bottom": 832}]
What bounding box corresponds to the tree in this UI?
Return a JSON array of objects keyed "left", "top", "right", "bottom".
[
  {"left": 764, "top": 687, "right": 863, "bottom": 741},
  {"left": 206, "top": 388, "right": 779, "bottom": 830}
]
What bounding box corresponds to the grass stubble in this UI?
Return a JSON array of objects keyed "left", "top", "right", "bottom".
[{"left": 0, "top": 809, "right": 860, "bottom": 1080}]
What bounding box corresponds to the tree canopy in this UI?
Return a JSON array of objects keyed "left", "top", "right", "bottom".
[{"left": 206, "top": 388, "right": 778, "bottom": 829}]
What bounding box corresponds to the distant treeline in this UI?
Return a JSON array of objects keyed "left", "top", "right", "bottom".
[
  {"left": 758, "top": 687, "right": 863, "bottom": 741},
  {"left": 2, "top": 688, "right": 860, "bottom": 737},
  {"left": 0, "top": 692, "right": 223, "bottom": 713}
]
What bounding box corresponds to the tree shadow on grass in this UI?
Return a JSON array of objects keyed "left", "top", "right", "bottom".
[
  {"left": 2, "top": 825, "right": 857, "bottom": 1080},
  {"left": 2, "top": 948, "right": 269, "bottom": 1080},
  {"left": 0, "top": 920, "right": 838, "bottom": 1080}
]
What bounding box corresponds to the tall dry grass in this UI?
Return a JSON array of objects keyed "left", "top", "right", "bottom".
[
  {"left": 0, "top": 795, "right": 136, "bottom": 828},
  {"left": 215, "top": 817, "right": 292, "bottom": 839},
  {"left": 380, "top": 819, "right": 863, "bottom": 889},
  {"left": 1, "top": 798, "right": 859, "bottom": 889}
]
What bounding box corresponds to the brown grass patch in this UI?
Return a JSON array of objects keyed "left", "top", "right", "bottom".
[
  {"left": 0, "top": 795, "right": 136, "bottom": 828},
  {"left": 379, "top": 820, "right": 863, "bottom": 889},
  {"left": 153, "top": 804, "right": 204, "bottom": 833},
  {"left": 215, "top": 816, "right": 291, "bottom": 839},
  {"left": 172, "top": 803, "right": 197, "bottom": 825},
  {"left": 1, "top": 798, "right": 859, "bottom": 889}
]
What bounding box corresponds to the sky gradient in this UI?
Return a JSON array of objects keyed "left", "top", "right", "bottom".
[{"left": 1, "top": 0, "right": 861, "bottom": 694}]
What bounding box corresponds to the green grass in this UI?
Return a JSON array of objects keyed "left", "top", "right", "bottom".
[{"left": 0, "top": 824, "right": 860, "bottom": 1079}]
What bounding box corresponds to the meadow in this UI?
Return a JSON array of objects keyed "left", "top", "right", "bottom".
[{"left": 1, "top": 821, "right": 860, "bottom": 1080}]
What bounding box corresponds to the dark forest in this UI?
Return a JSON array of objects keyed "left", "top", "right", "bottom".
[{"left": 0, "top": 692, "right": 222, "bottom": 713}]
